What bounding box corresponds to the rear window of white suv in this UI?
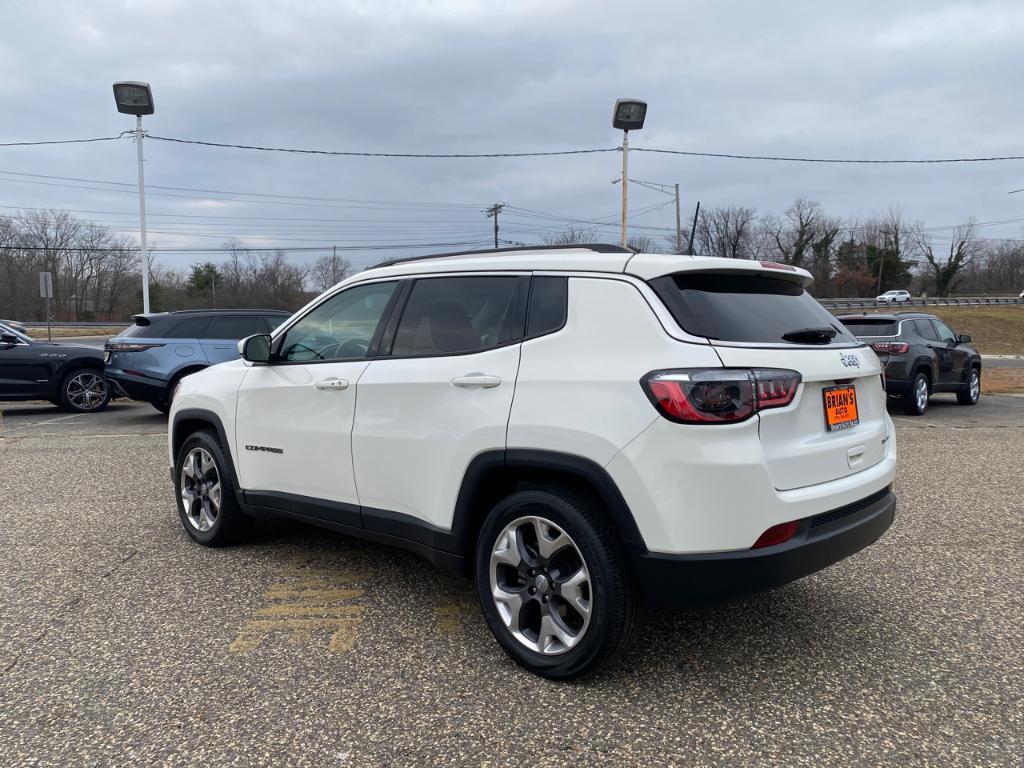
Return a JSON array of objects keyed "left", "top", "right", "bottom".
[{"left": 650, "top": 272, "right": 857, "bottom": 344}]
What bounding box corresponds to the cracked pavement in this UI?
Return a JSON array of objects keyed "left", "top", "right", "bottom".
[{"left": 0, "top": 395, "right": 1021, "bottom": 766}]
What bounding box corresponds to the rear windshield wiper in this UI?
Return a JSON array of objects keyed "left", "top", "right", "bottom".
[{"left": 781, "top": 326, "right": 837, "bottom": 344}]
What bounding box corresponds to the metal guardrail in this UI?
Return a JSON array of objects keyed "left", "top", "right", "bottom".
[
  {"left": 820, "top": 296, "right": 1023, "bottom": 309},
  {"left": 18, "top": 321, "right": 131, "bottom": 327}
]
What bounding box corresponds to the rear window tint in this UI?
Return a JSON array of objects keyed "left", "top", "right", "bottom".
[
  {"left": 206, "top": 315, "right": 264, "bottom": 340},
  {"left": 165, "top": 316, "right": 213, "bottom": 339},
  {"left": 914, "top": 319, "right": 939, "bottom": 341},
  {"left": 839, "top": 318, "right": 899, "bottom": 336},
  {"left": 526, "top": 276, "right": 568, "bottom": 338},
  {"left": 650, "top": 272, "right": 856, "bottom": 344}
]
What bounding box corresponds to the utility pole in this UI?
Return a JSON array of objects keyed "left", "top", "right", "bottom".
[
  {"left": 674, "top": 183, "right": 682, "bottom": 253},
  {"left": 620, "top": 131, "right": 629, "bottom": 247},
  {"left": 485, "top": 203, "right": 506, "bottom": 249}
]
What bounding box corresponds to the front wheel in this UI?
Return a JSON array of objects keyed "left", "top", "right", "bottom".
[
  {"left": 58, "top": 368, "right": 110, "bottom": 413},
  {"left": 173, "top": 430, "right": 245, "bottom": 546},
  {"left": 475, "top": 488, "right": 643, "bottom": 680},
  {"left": 957, "top": 367, "right": 980, "bottom": 405}
]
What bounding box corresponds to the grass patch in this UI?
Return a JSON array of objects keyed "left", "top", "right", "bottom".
[
  {"left": 982, "top": 368, "right": 1024, "bottom": 394},
  {"left": 833, "top": 305, "right": 1024, "bottom": 355},
  {"left": 24, "top": 326, "right": 127, "bottom": 338}
]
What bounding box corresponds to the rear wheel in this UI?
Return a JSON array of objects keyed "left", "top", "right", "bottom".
[
  {"left": 475, "top": 488, "right": 643, "bottom": 680},
  {"left": 902, "top": 372, "right": 930, "bottom": 416},
  {"left": 57, "top": 368, "right": 110, "bottom": 413},
  {"left": 173, "top": 430, "right": 245, "bottom": 546},
  {"left": 957, "top": 367, "right": 980, "bottom": 405}
]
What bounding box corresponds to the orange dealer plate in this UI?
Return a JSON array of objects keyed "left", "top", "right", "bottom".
[{"left": 823, "top": 384, "right": 859, "bottom": 432}]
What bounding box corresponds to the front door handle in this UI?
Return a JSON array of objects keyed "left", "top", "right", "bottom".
[
  {"left": 451, "top": 373, "right": 501, "bottom": 389},
  {"left": 314, "top": 377, "right": 350, "bottom": 390}
]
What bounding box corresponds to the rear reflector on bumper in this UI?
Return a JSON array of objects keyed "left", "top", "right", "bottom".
[{"left": 752, "top": 521, "right": 799, "bottom": 548}]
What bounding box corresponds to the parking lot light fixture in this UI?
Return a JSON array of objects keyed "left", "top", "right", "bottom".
[
  {"left": 612, "top": 99, "right": 647, "bottom": 248},
  {"left": 112, "top": 81, "right": 155, "bottom": 314}
]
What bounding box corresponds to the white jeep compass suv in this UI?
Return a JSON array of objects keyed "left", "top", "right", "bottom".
[{"left": 169, "top": 244, "right": 897, "bottom": 679}]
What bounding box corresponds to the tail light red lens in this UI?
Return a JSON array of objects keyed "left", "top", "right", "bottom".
[
  {"left": 641, "top": 368, "right": 801, "bottom": 424},
  {"left": 105, "top": 342, "right": 165, "bottom": 352},
  {"left": 752, "top": 520, "right": 800, "bottom": 548},
  {"left": 871, "top": 341, "right": 909, "bottom": 355}
]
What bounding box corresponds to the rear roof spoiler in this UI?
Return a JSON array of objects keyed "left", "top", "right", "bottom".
[{"left": 131, "top": 314, "right": 152, "bottom": 326}]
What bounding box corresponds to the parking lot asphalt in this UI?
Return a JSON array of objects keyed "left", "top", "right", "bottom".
[{"left": 0, "top": 396, "right": 1021, "bottom": 767}]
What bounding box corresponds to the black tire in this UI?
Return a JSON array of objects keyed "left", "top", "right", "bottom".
[
  {"left": 957, "top": 366, "right": 980, "bottom": 405},
  {"left": 57, "top": 367, "right": 110, "bottom": 413},
  {"left": 151, "top": 399, "right": 171, "bottom": 415},
  {"left": 475, "top": 487, "right": 643, "bottom": 680},
  {"left": 152, "top": 370, "right": 194, "bottom": 415},
  {"left": 902, "top": 371, "right": 930, "bottom": 416},
  {"left": 173, "top": 429, "right": 245, "bottom": 546}
]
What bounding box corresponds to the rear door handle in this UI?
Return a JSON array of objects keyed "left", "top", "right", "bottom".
[
  {"left": 451, "top": 373, "right": 501, "bottom": 389},
  {"left": 314, "top": 377, "right": 350, "bottom": 390}
]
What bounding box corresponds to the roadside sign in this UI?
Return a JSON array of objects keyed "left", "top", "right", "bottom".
[{"left": 39, "top": 271, "right": 53, "bottom": 298}]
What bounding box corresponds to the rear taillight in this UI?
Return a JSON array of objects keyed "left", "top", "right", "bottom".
[
  {"left": 871, "top": 341, "right": 909, "bottom": 355},
  {"left": 752, "top": 521, "right": 800, "bottom": 548},
  {"left": 105, "top": 342, "right": 165, "bottom": 352},
  {"left": 641, "top": 368, "right": 801, "bottom": 424}
]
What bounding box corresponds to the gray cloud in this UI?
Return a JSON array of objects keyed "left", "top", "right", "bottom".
[{"left": 2, "top": 0, "right": 1023, "bottom": 269}]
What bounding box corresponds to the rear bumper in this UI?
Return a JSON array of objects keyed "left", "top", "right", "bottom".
[
  {"left": 105, "top": 369, "right": 167, "bottom": 403},
  {"left": 630, "top": 488, "right": 895, "bottom": 607}
]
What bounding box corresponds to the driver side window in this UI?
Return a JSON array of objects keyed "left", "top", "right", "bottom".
[
  {"left": 931, "top": 320, "right": 957, "bottom": 344},
  {"left": 279, "top": 281, "right": 397, "bottom": 362}
]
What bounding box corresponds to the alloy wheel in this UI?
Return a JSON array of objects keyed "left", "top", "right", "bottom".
[
  {"left": 915, "top": 377, "right": 929, "bottom": 412},
  {"left": 66, "top": 372, "right": 107, "bottom": 410},
  {"left": 180, "top": 447, "right": 222, "bottom": 533},
  {"left": 969, "top": 370, "right": 980, "bottom": 402},
  {"left": 489, "top": 515, "right": 592, "bottom": 655}
]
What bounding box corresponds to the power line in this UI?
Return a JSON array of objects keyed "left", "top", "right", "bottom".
[
  {"left": 0, "top": 135, "right": 129, "bottom": 147},
  {"left": 2, "top": 239, "right": 494, "bottom": 254},
  {"left": 148, "top": 134, "right": 620, "bottom": 159},
  {"left": 632, "top": 147, "right": 1024, "bottom": 164}
]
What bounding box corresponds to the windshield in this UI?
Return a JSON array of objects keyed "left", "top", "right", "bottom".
[
  {"left": 649, "top": 272, "right": 858, "bottom": 345},
  {"left": 839, "top": 318, "right": 899, "bottom": 337}
]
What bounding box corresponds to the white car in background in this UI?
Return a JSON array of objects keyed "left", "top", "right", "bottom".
[{"left": 876, "top": 290, "right": 912, "bottom": 304}]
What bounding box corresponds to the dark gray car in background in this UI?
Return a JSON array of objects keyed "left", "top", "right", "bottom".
[{"left": 837, "top": 312, "right": 982, "bottom": 415}]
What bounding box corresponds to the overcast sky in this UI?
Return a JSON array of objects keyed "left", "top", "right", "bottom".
[{"left": 3, "top": 0, "right": 1024, "bottom": 270}]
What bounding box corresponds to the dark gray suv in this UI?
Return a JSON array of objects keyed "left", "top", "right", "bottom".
[{"left": 838, "top": 312, "right": 982, "bottom": 415}]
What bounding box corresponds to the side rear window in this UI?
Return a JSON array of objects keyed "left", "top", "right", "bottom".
[
  {"left": 526, "top": 276, "right": 568, "bottom": 338},
  {"left": 206, "top": 316, "right": 264, "bottom": 340},
  {"left": 390, "top": 276, "right": 526, "bottom": 357},
  {"left": 165, "top": 316, "right": 212, "bottom": 339},
  {"left": 839, "top": 318, "right": 898, "bottom": 337},
  {"left": 914, "top": 320, "right": 939, "bottom": 341},
  {"left": 650, "top": 272, "right": 857, "bottom": 344}
]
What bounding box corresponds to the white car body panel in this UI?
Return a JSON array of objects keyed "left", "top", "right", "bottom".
[
  {"left": 235, "top": 360, "right": 371, "bottom": 505},
  {"left": 352, "top": 343, "right": 522, "bottom": 528}
]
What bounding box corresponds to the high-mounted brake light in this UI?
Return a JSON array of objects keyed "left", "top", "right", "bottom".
[
  {"left": 871, "top": 341, "right": 909, "bottom": 355},
  {"left": 641, "top": 368, "right": 801, "bottom": 424},
  {"left": 105, "top": 342, "right": 166, "bottom": 353},
  {"left": 759, "top": 261, "right": 796, "bottom": 271}
]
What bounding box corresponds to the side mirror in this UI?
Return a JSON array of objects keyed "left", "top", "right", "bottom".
[
  {"left": 957, "top": 334, "right": 972, "bottom": 344},
  {"left": 240, "top": 333, "right": 272, "bottom": 363}
]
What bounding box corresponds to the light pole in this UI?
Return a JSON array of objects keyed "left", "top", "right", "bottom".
[
  {"left": 112, "top": 81, "right": 155, "bottom": 314},
  {"left": 612, "top": 99, "right": 647, "bottom": 248}
]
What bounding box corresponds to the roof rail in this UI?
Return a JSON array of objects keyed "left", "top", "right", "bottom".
[{"left": 370, "top": 243, "right": 634, "bottom": 269}]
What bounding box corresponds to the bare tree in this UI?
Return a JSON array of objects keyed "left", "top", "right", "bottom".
[
  {"left": 915, "top": 220, "right": 981, "bottom": 297},
  {"left": 309, "top": 251, "right": 353, "bottom": 292},
  {"left": 691, "top": 205, "right": 764, "bottom": 260},
  {"left": 542, "top": 226, "right": 597, "bottom": 246}
]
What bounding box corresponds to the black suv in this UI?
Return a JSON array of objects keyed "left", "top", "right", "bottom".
[
  {"left": 837, "top": 312, "right": 982, "bottom": 415},
  {"left": 0, "top": 321, "right": 110, "bottom": 412},
  {"left": 105, "top": 309, "right": 291, "bottom": 413}
]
